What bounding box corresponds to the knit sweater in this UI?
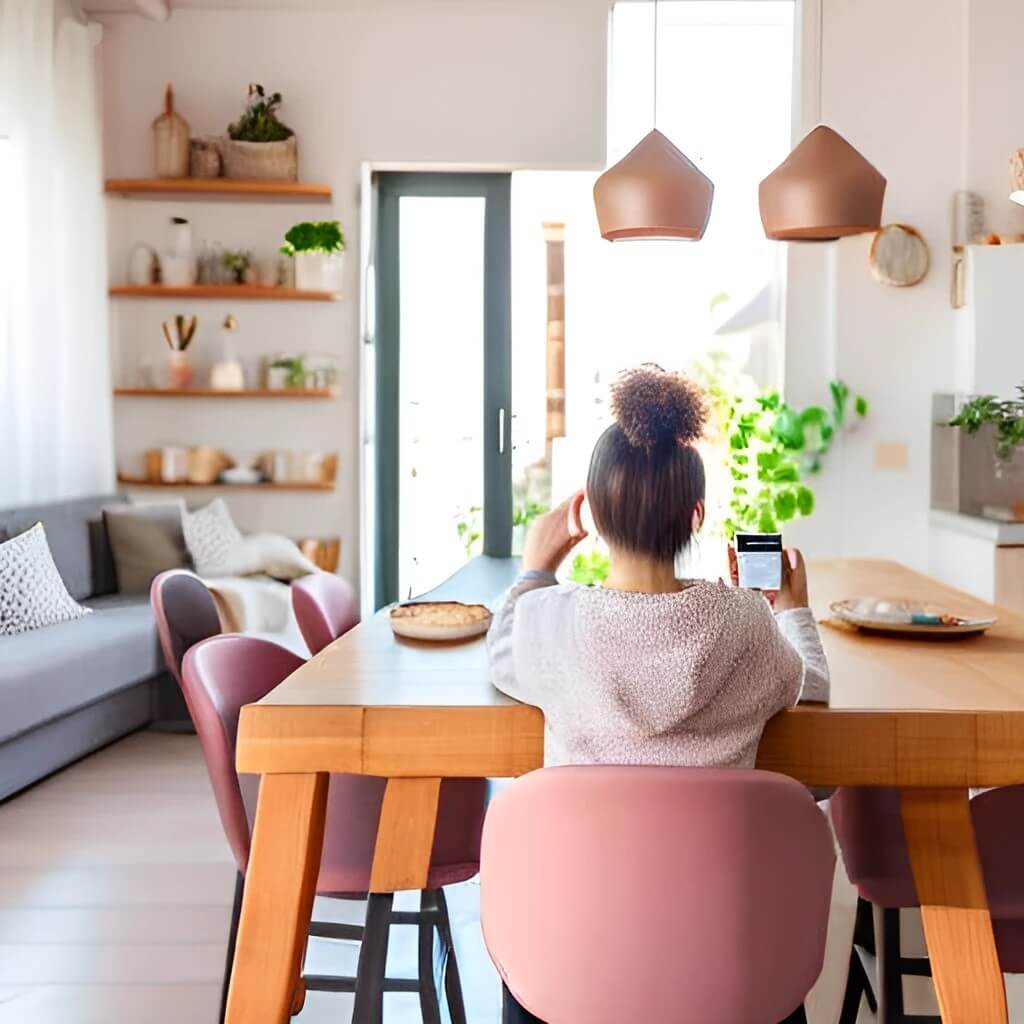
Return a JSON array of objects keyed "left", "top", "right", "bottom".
[{"left": 487, "top": 574, "right": 830, "bottom": 768}]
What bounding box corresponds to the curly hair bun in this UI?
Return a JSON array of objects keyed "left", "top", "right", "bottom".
[{"left": 610, "top": 364, "right": 708, "bottom": 451}]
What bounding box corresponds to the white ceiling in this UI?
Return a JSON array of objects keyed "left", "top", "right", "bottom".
[{"left": 82, "top": 0, "right": 498, "bottom": 10}]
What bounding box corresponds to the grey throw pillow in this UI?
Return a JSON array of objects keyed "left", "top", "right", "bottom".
[
  {"left": 103, "top": 501, "right": 191, "bottom": 594},
  {"left": 0, "top": 523, "right": 92, "bottom": 635}
]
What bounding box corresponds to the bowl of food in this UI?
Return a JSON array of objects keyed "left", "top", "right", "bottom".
[{"left": 389, "top": 601, "right": 492, "bottom": 642}]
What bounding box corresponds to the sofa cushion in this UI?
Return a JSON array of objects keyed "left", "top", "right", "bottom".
[
  {"left": 0, "top": 593, "right": 161, "bottom": 743},
  {"left": 104, "top": 501, "right": 190, "bottom": 594},
  {"left": 0, "top": 495, "right": 125, "bottom": 601}
]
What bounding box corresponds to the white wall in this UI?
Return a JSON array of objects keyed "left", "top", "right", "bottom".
[{"left": 97, "top": 1, "right": 609, "bottom": 590}]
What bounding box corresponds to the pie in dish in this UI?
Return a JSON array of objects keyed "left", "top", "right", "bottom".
[{"left": 389, "top": 601, "right": 492, "bottom": 641}]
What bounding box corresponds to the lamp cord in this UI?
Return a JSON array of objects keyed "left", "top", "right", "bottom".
[{"left": 653, "top": 0, "right": 659, "bottom": 128}]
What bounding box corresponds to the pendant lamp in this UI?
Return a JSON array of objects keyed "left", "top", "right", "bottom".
[
  {"left": 594, "top": 1, "right": 713, "bottom": 241},
  {"left": 758, "top": 125, "right": 886, "bottom": 241}
]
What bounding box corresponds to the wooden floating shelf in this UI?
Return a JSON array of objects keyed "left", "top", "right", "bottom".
[
  {"left": 109, "top": 284, "right": 340, "bottom": 302},
  {"left": 105, "top": 178, "right": 332, "bottom": 201},
  {"left": 117, "top": 475, "right": 335, "bottom": 493},
  {"left": 114, "top": 387, "right": 337, "bottom": 399}
]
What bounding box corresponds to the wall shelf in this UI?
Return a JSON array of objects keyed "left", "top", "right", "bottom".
[
  {"left": 114, "top": 387, "right": 337, "bottom": 399},
  {"left": 105, "top": 178, "right": 332, "bottom": 201},
  {"left": 117, "top": 475, "right": 335, "bottom": 493},
  {"left": 109, "top": 284, "right": 340, "bottom": 302}
]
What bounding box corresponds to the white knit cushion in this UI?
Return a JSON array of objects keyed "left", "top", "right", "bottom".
[
  {"left": 0, "top": 523, "right": 92, "bottom": 635},
  {"left": 181, "top": 498, "right": 243, "bottom": 577}
]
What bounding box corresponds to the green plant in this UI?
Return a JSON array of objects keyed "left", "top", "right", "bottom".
[
  {"left": 947, "top": 385, "right": 1024, "bottom": 461},
  {"left": 722, "top": 380, "right": 868, "bottom": 538},
  {"left": 222, "top": 249, "right": 251, "bottom": 283},
  {"left": 228, "top": 84, "right": 294, "bottom": 143},
  {"left": 270, "top": 355, "right": 308, "bottom": 389},
  {"left": 455, "top": 506, "right": 482, "bottom": 558},
  {"left": 281, "top": 221, "right": 346, "bottom": 256},
  {"left": 570, "top": 549, "right": 610, "bottom": 586},
  {"left": 513, "top": 502, "right": 549, "bottom": 528}
]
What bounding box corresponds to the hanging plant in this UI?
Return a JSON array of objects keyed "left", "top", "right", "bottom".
[{"left": 947, "top": 386, "right": 1024, "bottom": 462}]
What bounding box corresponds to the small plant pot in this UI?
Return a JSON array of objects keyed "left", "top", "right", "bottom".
[
  {"left": 266, "top": 366, "right": 291, "bottom": 390},
  {"left": 221, "top": 136, "right": 298, "bottom": 181},
  {"left": 294, "top": 250, "right": 344, "bottom": 293}
]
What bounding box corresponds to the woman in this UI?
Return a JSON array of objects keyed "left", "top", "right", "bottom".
[{"left": 487, "top": 365, "right": 829, "bottom": 768}]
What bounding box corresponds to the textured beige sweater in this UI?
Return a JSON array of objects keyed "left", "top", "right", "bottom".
[{"left": 487, "top": 574, "right": 830, "bottom": 768}]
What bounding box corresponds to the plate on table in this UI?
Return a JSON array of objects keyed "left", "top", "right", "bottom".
[
  {"left": 389, "top": 601, "right": 492, "bottom": 641},
  {"left": 830, "top": 597, "right": 997, "bottom": 637}
]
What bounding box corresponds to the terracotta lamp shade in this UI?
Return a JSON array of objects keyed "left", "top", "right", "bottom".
[
  {"left": 759, "top": 125, "right": 886, "bottom": 241},
  {"left": 594, "top": 129, "right": 714, "bottom": 241}
]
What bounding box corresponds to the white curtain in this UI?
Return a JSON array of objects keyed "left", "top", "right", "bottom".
[{"left": 0, "top": 0, "right": 113, "bottom": 507}]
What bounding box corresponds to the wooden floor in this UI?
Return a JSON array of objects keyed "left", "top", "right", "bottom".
[{"left": 1, "top": 731, "right": 1021, "bottom": 1023}]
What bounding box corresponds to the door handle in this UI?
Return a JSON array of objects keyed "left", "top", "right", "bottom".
[{"left": 498, "top": 408, "right": 506, "bottom": 455}]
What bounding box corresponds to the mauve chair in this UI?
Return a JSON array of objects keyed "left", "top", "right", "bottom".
[
  {"left": 480, "top": 766, "right": 835, "bottom": 1024},
  {"left": 291, "top": 571, "right": 360, "bottom": 655},
  {"left": 182, "top": 634, "right": 487, "bottom": 1024},
  {"left": 832, "top": 785, "right": 1024, "bottom": 1023}
]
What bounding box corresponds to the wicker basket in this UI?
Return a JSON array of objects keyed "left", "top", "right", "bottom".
[{"left": 221, "top": 136, "right": 297, "bottom": 181}]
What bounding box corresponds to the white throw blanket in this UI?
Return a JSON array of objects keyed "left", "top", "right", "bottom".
[{"left": 204, "top": 574, "right": 308, "bottom": 656}]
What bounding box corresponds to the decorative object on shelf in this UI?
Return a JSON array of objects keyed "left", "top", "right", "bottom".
[
  {"left": 221, "top": 248, "right": 252, "bottom": 285},
  {"left": 161, "top": 314, "right": 197, "bottom": 389},
  {"left": 159, "top": 446, "right": 190, "bottom": 483},
  {"left": 152, "top": 84, "right": 190, "bottom": 179},
  {"left": 266, "top": 354, "right": 309, "bottom": 390},
  {"left": 198, "top": 241, "right": 229, "bottom": 285},
  {"left": 127, "top": 242, "right": 158, "bottom": 285},
  {"left": 869, "top": 224, "right": 930, "bottom": 287},
  {"left": 1010, "top": 149, "right": 1024, "bottom": 206},
  {"left": 187, "top": 447, "right": 233, "bottom": 485},
  {"left": 304, "top": 352, "right": 339, "bottom": 389},
  {"left": 209, "top": 314, "right": 245, "bottom": 390},
  {"left": 281, "top": 220, "right": 345, "bottom": 291},
  {"left": 593, "top": 0, "right": 713, "bottom": 241},
  {"left": 220, "top": 465, "right": 264, "bottom": 486},
  {"left": 759, "top": 125, "right": 886, "bottom": 241},
  {"left": 223, "top": 83, "right": 297, "bottom": 181},
  {"left": 257, "top": 450, "right": 337, "bottom": 485},
  {"left": 296, "top": 536, "right": 340, "bottom": 573},
  {"left": 254, "top": 254, "right": 280, "bottom": 288},
  {"left": 161, "top": 216, "right": 197, "bottom": 286},
  {"left": 947, "top": 385, "right": 1024, "bottom": 464},
  {"left": 189, "top": 136, "right": 222, "bottom": 179}
]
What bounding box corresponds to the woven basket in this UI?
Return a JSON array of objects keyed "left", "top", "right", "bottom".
[{"left": 221, "top": 136, "right": 297, "bottom": 181}]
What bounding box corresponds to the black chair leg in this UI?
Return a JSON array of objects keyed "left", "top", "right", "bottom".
[
  {"left": 839, "top": 944, "right": 870, "bottom": 1024},
  {"left": 432, "top": 887, "right": 467, "bottom": 1024},
  {"left": 352, "top": 893, "right": 394, "bottom": 1024},
  {"left": 875, "top": 904, "right": 905, "bottom": 1022},
  {"left": 218, "top": 871, "right": 244, "bottom": 1024},
  {"left": 778, "top": 1005, "right": 807, "bottom": 1024},
  {"left": 418, "top": 891, "right": 442, "bottom": 1024},
  {"left": 502, "top": 983, "right": 545, "bottom": 1024}
]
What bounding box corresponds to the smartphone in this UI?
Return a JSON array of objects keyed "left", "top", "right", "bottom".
[{"left": 734, "top": 532, "right": 783, "bottom": 591}]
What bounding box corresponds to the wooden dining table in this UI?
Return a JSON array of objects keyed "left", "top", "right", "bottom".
[{"left": 225, "top": 557, "right": 1024, "bottom": 1024}]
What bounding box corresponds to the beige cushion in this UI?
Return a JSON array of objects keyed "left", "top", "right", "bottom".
[{"left": 103, "top": 502, "right": 190, "bottom": 594}]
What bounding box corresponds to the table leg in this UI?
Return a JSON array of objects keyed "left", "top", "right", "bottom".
[
  {"left": 369, "top": 777, "right": 442, "bottom": 893},
  {"left": 900, "top": 788, "right": 1007, "bottom": 1024},
  {"left": 225, "top": 772, "right": 328, "bottom": 1024}
]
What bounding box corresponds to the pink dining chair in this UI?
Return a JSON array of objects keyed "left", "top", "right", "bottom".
[
  {"left": 480, "top": 766, "right": 835, "bottom": 1024},
  {"left": 183, "top": 634, "right": 487, "bottom": 1024},
  {"left": 291, "top": 571, "right": 360, "bottom": 655},
  {"left": 831, "top": 785, "right": 1024, "bottom": 1023}
]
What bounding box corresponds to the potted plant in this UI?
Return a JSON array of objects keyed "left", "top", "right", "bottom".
[
  {"left": 222, "top": 84, "right": 297, "bottom": 181},
  {"left": 267, "top": 354, "right": 309, "bottom": 390},
  {"left": 947, "top": 386, "right": 1024, "bottom": 464},
  {"left": 281, "top": 220, "right": 345, "bottom": 293}
]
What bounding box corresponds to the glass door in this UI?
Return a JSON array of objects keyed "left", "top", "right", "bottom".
[{"left": 373, "top": 173, "right": 512, "bottom": 608}]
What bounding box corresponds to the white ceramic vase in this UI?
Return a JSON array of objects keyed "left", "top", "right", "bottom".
[{"left": 293, "top": 251, "right": 344, "bottom": 293}]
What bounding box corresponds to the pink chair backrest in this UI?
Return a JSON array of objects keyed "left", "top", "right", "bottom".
[
  {"left": 481, "top": 766, "right": 835, "bottom": 1024},
  {"left": 183, "top": 634, "right": 305, "bottom": 873},
  {"left": 291, "top": 572, "right": 360, "bottom": 655},
  {"left": 151, "top": 569, "right": 222, "bottom": 692}
]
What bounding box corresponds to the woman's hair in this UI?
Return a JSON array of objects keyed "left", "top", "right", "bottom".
[{"left": 586, "top": 365, "right": 708, "bottom": 561}]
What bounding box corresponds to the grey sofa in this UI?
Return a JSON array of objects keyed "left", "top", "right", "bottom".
[{"left": 0, "top": 495, "right": 180, "bottom": 801}]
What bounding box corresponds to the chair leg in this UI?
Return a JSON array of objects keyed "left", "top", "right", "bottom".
[
  {"left": 779, "top": 1006, "right": 807, "bottom": 1024},
  {"left": 218, "top": 871, "right": 244, "bottom": 1024},
  {"left": 352, "top": 893, "right": 394, "bottom": 1024},
  {"left": 839, "top": 944, "right": 866, "bottom": 1024},
  {"left": 432, "top": 887, "right": 467, "bottom": 1024},
  {"left": 502, "top": 983, "right": 545, "bottom": 1024},
  {"left": 874, "top": 904, "right": 905, "bottom": 1023},
  {"left": 418, "top": 891, "right": 442, "bottom": 1024}
]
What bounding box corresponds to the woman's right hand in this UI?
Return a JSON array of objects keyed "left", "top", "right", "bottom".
[
  {"left": 521, "top": 491, "right": 588, "bottom": 574},
  {"left": 774, "top": 547, "right": 810, "bottom": 612}
]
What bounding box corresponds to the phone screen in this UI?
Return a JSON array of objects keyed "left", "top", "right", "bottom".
[{"left": 734, "top": 532, "right": 783, "bottom": 591}]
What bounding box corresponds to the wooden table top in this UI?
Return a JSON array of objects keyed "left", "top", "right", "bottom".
[{"left": 259, "top": 556, "right": 1024, "bottom": 713}]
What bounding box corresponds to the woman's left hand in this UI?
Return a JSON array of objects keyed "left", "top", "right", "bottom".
[{"left": 521, "top": 490, "right": 588, "bottom": 574}]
